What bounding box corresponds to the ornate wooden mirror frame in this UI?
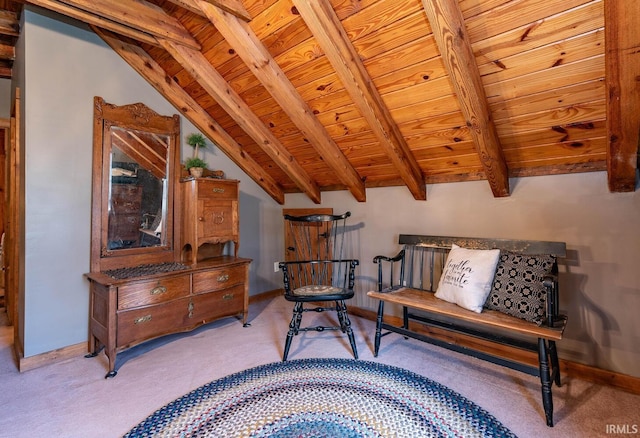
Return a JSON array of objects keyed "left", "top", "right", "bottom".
[{"left": 90, "top": 97, "right": 181, "bottom": 272}]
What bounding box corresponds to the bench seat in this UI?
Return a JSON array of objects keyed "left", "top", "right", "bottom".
[{"left": 367, "top": 287, "right": 566, "bottom": 341}]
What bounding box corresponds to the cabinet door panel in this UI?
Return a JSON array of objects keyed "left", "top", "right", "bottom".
[
  {"left": 192, "top": 265, "right": 247, "bottom": 294},
  {"left": 118, "top": 275, "right": 190, "bottom": 310},
  {"left": 197, "top": 199, "right": 237, "bottom": 240}
]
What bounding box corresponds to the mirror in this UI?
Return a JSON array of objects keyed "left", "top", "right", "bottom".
[
  {"left": 91, "top": 97, "right": 181, "bottom": 272},
  {"left": 107, "top": 127, "right": 167, "bottom": 250}
]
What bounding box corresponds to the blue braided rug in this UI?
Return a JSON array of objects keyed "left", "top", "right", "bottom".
[{"left": 124, "top": 358, "right": 516, "bottom": 437}]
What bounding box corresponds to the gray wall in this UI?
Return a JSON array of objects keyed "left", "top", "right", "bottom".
[{"left": 14, "top": 7, "right": 640, "bottom": 379}]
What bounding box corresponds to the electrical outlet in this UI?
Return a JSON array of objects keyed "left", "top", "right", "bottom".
[{"left": 274, "top": 261, "right": 280, "bottom": 273}]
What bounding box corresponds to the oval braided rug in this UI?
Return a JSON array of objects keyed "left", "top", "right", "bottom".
[{"left": 124, "top": 358, "right": 516, "bottom": 437}]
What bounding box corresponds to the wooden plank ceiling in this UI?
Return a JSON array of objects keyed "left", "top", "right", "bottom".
[
  {"left": 7, "top": 0, "right": 640, "bottom": 203},
  {"left": 0, "top": 0, "right": 20, "bottom": 78}
]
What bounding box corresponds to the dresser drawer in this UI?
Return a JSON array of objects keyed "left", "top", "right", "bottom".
[
  {"left": 192, "top": 265, "right": 247, "bottom": 294},
  {"left": 117, "top": 298, "right": 190, "bottom": 347},
  {"left": 189, "top": 285, "right": 244, "bottom": 322},
  {"left": 118, "top": 275, "right": 190, "bottom": 310},
  {"left": 111, "top": 199, "right": 141, "bottom": 215},
  {"left": 111, "top": 184, "right": 142, "bottom": 213},
  {"left": 196, "top": 179, "right": 238, "bottom": 200}
]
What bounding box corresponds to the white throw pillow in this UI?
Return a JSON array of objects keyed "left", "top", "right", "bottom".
[{"left": 434, "top": 244, "right": 500, "bottom": 313}]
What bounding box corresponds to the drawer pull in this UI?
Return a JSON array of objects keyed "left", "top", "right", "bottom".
[
  {"left": 212, "top": 187, "right": 225, "bottom": 193},
  {"left": 150, "top": 286, "right": 167, "bottom": 295},
  {"left": 188, "top": 301, "right": 194, "bottom": 318},
  {"left": 223, "top": 293, "right": 234, "bottom": 301},
  {"left": 217, "top": 274, "right": 230, "bottom": 282},
  {"left": 134, "top": 315, "right": 152, "bottom": 324}
]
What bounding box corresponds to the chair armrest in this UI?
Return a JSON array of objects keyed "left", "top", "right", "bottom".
[
  {"left": 278, "top": 259, "right": 359, "bottom": 294},
  {"left": 280, "top": 259, "right": 359, "bottom": 266}
]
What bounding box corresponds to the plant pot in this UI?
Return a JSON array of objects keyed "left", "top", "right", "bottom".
[{"left": 189, "top": 167, "right": 204, "bottom": 178}]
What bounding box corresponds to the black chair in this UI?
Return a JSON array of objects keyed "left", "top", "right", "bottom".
[{"left": 279, "top": 212, "right": 359, "bottom": 361}]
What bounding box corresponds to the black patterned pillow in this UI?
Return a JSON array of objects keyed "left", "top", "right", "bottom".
[{"left": 484, "top": 253, "right": 555, "bottom": 325}]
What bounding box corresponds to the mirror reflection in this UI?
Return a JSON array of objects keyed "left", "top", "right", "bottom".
[{"left": 107, "top": 126, "right": 168, "bottom": 250}]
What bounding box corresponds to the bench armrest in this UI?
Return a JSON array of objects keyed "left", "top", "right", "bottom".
[
  {"left": 373, "top": 249, "right": 405, "bottom": 264},
  {"left": 373, "top": 249, "right": 405, "bottom": 292},
  {"left": 543, "top": 272, "right": 562, "bottom": 328}
]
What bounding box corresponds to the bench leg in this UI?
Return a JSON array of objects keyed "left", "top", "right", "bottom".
[
  {"left": 549, "top": 340, "right": 561, "bottom": 386},
  {"left": 538, "top": 338, "right": 554, "bottom": 427},
  {"left": 402, "top": 306, "right": 410, "bottom": 339},
  {"left": 374, "top": 301, "right": 384, "bottom": 357}
]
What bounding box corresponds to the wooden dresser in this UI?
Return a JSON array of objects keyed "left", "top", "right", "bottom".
[
  {"left": 89, "top": 101, "right": 251, "bottom": 378},
  {"left": 87, "top": 178, "right": 251, "bottom": 377},
  {"left": 86, "top": 257, "right": 250, "bottom": 378}
]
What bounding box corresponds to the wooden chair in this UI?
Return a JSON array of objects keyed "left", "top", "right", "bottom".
[{"left": 279, "top": 212, "right": 359, "bottom": 361}]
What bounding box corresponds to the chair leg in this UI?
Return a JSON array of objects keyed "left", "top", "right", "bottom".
[
  {"left": 336, "top": 300, "right": 358, "bottom": 359},
  {"left": 283, "top": 302, "right": 303, "bottom": 361}
]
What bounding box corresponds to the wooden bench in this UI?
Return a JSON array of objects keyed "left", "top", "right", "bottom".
[{"left": 367, "top": 234, "right": 567, "bottom": 427}]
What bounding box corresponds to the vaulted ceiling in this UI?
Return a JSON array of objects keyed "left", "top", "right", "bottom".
[{"left": 5, "top": 0, "right": 640, "bottom": 204}]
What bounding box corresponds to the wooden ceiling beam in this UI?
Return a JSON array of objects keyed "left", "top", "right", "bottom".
[
  {"left": 292, "top": 0, "right": 426, "bottom": 201},
  {"left": 28, "top": 0, "right": 200, "bottom": 49},
  {"left": 160, "top": 40, "right": 322, "bottom": 204},
  {"left": 165, "top": 0, "right": 250, "bottom": 21},
  {"left": 111, "top": 130, "right": 166, "bottom": 179},
  {"left": 93, "top": 26, "right": 285, "bottom": 204},
  {"left": 26, "top": 0, "right": 159, "bottom": 46},
  {"left": 163, "top": 0, "right": 204, "bottom": 16},
  {"left": 605, "top": 0, "right": 639, "bottom": 192},
  {"left": 0, "top": 10, "right": 19, "bottom": 37},
  {"left": 195, "top": 0, "right": 367, "bottom": 202},
  {"left": 0, "top": 42, "right": 14, "bottom": 60},
  {"left": 421, "top": 0, "right": 510, "bottom": 197},
  {"left": 200, "top": 0, "right": 250, "bottom": 21}
]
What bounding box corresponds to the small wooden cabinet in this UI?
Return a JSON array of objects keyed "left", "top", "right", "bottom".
[
  {"left": 180, "top": 178, "right": 240, "bottom": 263},
  {"left": 86, "top": 257, "right": 250, "bottom": 378}
]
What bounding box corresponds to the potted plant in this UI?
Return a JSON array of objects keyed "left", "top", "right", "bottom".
[
  {"left": 185, "top": 132, "right": 208, "bottom": 177},
  {"left": 185, "top": 157, "right": 207, "bottom": 178},
  {"left": 186, "top": 132, "right": 207, "bottom": 159}
]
